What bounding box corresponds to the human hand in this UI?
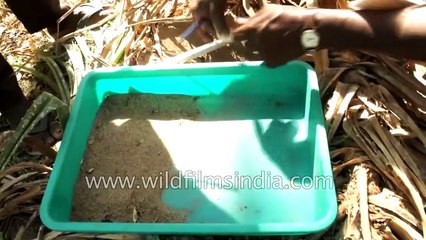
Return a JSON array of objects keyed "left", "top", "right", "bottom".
[
  {"left": 232, "top": 5, "right": 314, "bottom": 67},
  {"left": 190, "top": 0, "right": 230, "bottom": 41}
]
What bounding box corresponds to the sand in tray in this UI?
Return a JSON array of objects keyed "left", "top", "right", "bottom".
[{"left": 71, "top": 94, "right": 201, "bottom": 223}]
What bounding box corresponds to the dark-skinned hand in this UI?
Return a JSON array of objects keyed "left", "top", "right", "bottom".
[
  {"left": 190, "top": 0, "right": 229, "bottom": 41},
  {"left": 232, "top": 5, "right": 313, "bottom": 67}
]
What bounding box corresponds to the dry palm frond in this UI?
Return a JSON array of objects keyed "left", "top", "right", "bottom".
[
  {"left": 313, "top": 0, "right": 426, "bottom": 234},
  {"left": 0, "top": 162, "right": 50, "bottom": 239}
]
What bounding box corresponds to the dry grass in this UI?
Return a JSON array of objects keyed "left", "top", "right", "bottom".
[{"left": 1, "top": 0, "right": 426, "bottom": 239}]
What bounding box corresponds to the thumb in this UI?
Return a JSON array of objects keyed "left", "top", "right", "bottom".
[{"left": 210, "top": 2, "right": 230, "bottom": 39}]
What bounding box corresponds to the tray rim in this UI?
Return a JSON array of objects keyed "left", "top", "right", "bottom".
[{"left": 40, "top": 60, "right": 337, "bottom": 234}]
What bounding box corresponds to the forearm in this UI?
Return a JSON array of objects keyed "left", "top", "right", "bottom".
[{"left": 313, "top": 5, "right": 426, "bottom": 60}]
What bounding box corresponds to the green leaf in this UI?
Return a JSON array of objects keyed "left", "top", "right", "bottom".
[
  {"left": 113, "top": 30, "right": 133, "bottom": 65},
  {"left": 40, "top": 56, "right": 71, "bottom": 105},
  {"left": 0, "top": 92, "right": 69, "bottom": 170},
  {"left": 11, "top": 64, "right": 60, "bottom": 94},
  {"left": 63, "top": 43, "right": 85, "bottom": 97}
]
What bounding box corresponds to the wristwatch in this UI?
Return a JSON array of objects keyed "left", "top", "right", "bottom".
[{"left": 300, "top": 12, "right": 320, "bottom": 51}]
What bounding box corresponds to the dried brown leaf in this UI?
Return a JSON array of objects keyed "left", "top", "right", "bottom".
[
  {"left": 387, "top": 214, "right": 423, "bottom": 240},
  {"left": 342, "top": 112, "right": 398, "bottom": 185},
  {"left": 333, "top": 156, "right": 370, "bottom": 175},
  {"left": 378, "top": 55, "right": 426, "bottom": 94},
  {"left": 0, "top": 162, "right": 51, "bottom": 179},
  {"left": 356, "top": 87, "right": 387, "bottom": 113},
  {"left": 318, "top": 67, "right": 350, "bottom": 97},
  {"left": 365, "top": 117, "right": 426, "bottom": 237},
  {"left": 0, "top": 204, "right": 38, "bottom": 221},
  {"left": 369, "top": 188, "right": 421, "bottom": 229},
  {"left": 354, "top": 165, "right": 371, "bottom": 240},
  {"left": 0, "top": 172, "right": 38, "bottom": 194},
  {"left": 369, "top": 116, "right": 426, "bottom": 198},
  {"left": 13, "top": 209, "right": 38, "bottom": 240},
  {"left": 313, "top": 49, "right": 329, "bottom": 75},
  {"left": 331, "top": 147, "right": 363, "bottom": 160},
  {"left": 341, "top": 211, "right": 361, "bottom": 240},
  {"left": 375, "top": 84, "right": 426, "bottom": 147},
  {"left": 4, "top": 185, "right": 43, "bottom": 207},
  {"left": 326, "top": 82, "right": 360, "bottom": 140},
  {"left": 405, "top": 145, "right": 426, "bottom": 182},
  {"left": 367, "top": 62, "right": 426, "bottom": 112}
]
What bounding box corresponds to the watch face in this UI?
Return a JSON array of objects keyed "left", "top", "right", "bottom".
[{"left": 301, "top": 30, "right": 319, "bottom": 49}]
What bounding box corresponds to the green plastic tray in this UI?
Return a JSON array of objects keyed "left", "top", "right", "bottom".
[{"left": 40, "top": 60, "right": 337, "bottom": 235}]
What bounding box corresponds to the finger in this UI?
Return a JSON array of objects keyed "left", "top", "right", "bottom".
[
  {"left": 232, "top": 24, "right": 255, "bottom": 42},
  {"left": 226, "top": 15, "right": 249, "bottom": 30},
  {"left": 210, "top": 5, "right": 230, "bottom": 38},
  {"left": 196, "top": 23, "right": 214, "bottom": 42},
  {"left": 232, "top": 18, "right": 257, "bottom": 36},
  {"left": 232, "top": 30, "right": 253, "bottom": 42},
  {"left": 200, "top": 20, "right": 215, "bottom": 35},
  {"left": 210, "top": 14, "right": 230, "bottom": 38},
  {"left": 196, "top": 30, "right": 214, "bottom": 42},
  {"left": 191, "top": 0, "right": 210, "bottom": 22},
  {"left": 232, "top": 6, "right": 271, "bottom": 34}
]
